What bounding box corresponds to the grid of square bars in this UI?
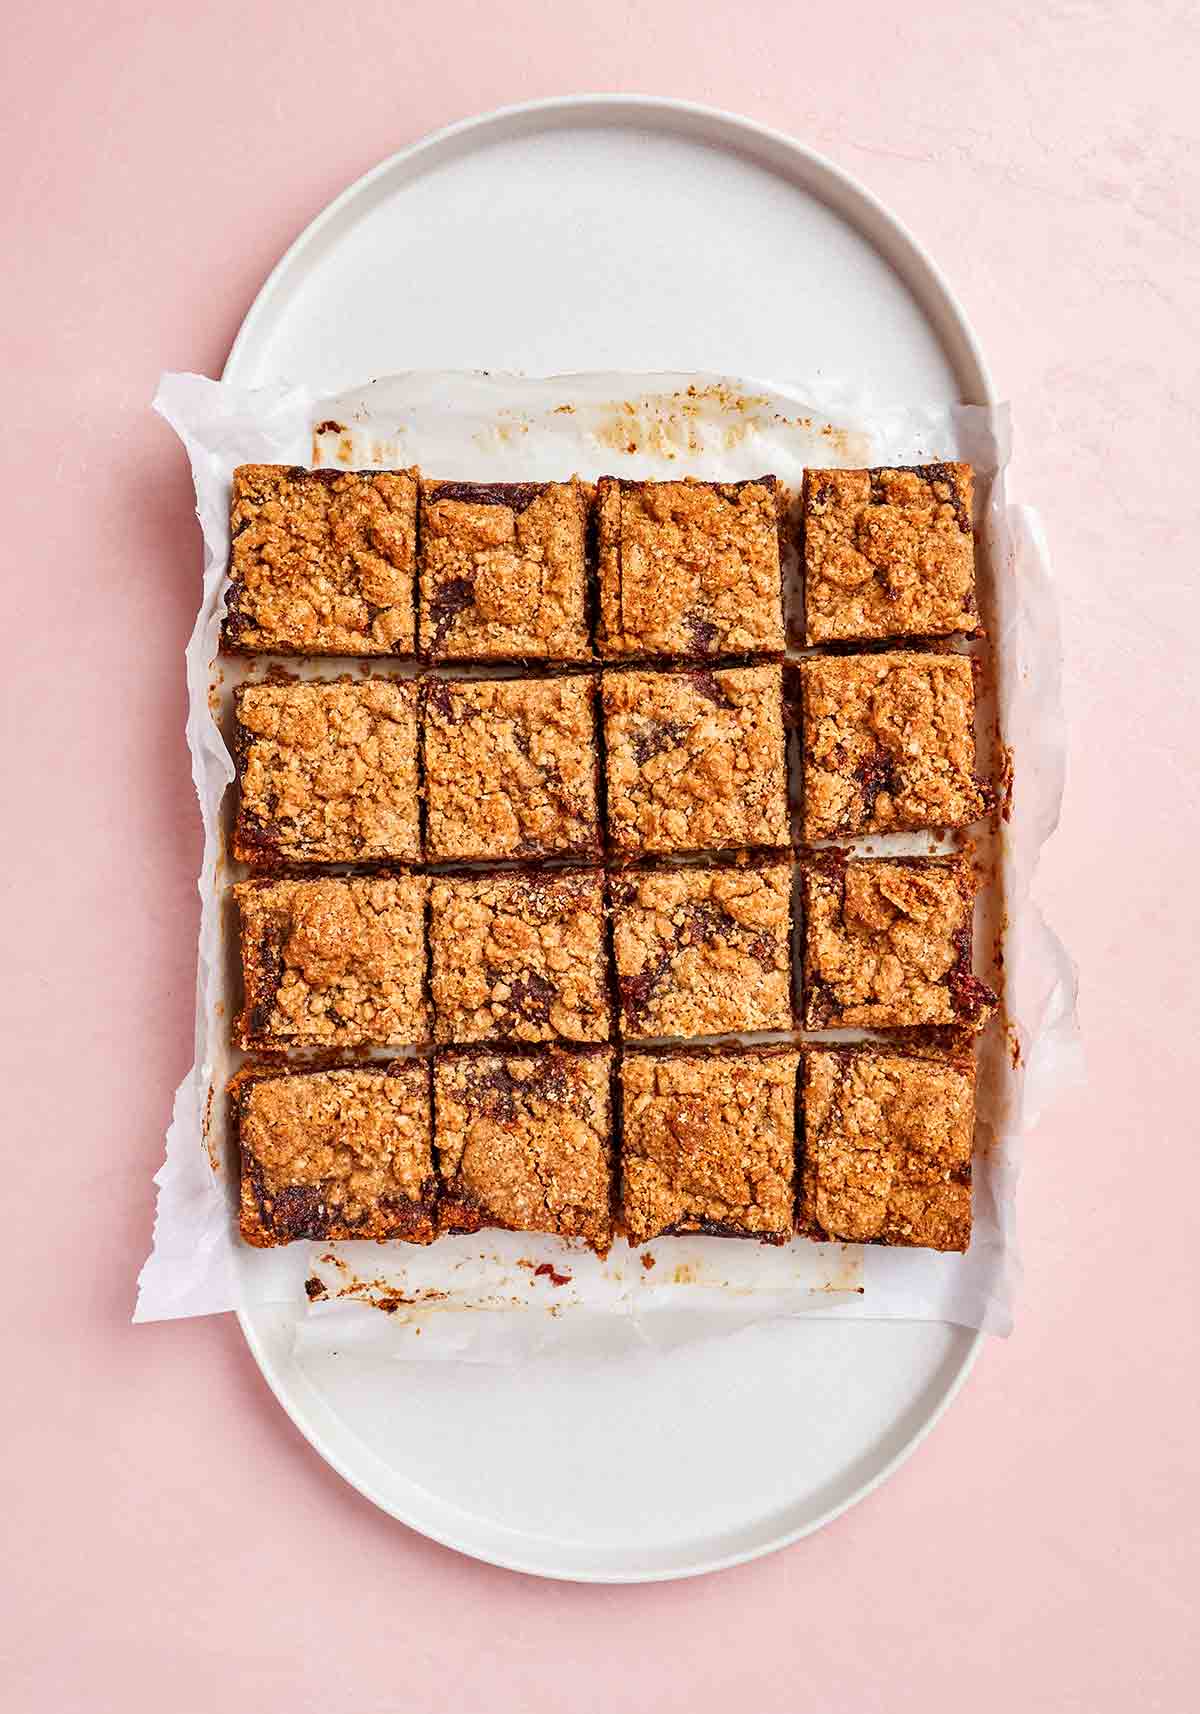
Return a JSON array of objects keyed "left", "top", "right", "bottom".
[{"left": 226, "top": 461, "right": 992, "bottom": 1260}]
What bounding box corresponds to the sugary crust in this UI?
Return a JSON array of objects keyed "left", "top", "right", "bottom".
[
  {"left": 235, "top": 874, "right": 429, "bottom": 1050},
  {"left": 803, "top": 464, "right": 977, "bottom": 644},
  {"left": 422, "top": 676, "right": 602, "bottom": 862},
  {"left": 233, "top": 678, "right": 420, "bottom": 866},
  {"left": 610, "top": 861, "right": 793, "bottom": 1039},
  {"left": 234, "top": 1061, "right": 435, "bottom": 1247},
  {"left": 620, "top": 1050, "right": 798, "bottom": 1244},
  {"left": 418, "top": 479, "right": 592, "bottom": 660},
  {"left": 596, "top": 477, "right": 784, "bottom": 658},
  {"left": 800, "top": 1047, "right": 974, "bottom": 1251},
  {"left": 803, "top": 857, "right": 996, "bottom": 1030},
  {"left": 223, "top": 465, "right": 417, "bottom": 655},
  {"left": 799, "top": 652, "right": 987, "bottom": 840},
  {"left": 602, "top": 666, "right": 790, "bottom": 855},
  {"left": 434, "top": 1049, "right": 614, "bottom": 1249},
  {"left": 429, "top": 870, "right": 611, "bottom": 1044}
]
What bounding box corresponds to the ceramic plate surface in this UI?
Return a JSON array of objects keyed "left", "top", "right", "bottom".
[{"left": 226, "top": 95, "right": 990, "bottom": 1582}]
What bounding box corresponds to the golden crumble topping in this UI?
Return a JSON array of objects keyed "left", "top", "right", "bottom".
[
  {"left": 610, "top": 862, "right": 793, "bottom": 1039},
  {"left": 800, "top": 652, "right": 987, "bottom": 840},
  {"left": 429, "top": 870, "right": 611, "bottom": 1044},
  {"left": 800, "top": 1048, "right": 973, "bottom": 1251},
  {"left": 620, "top": 1050, "right": 798, "bottom": 1244},
  {"left": 233, "top": 678, "right": 419, "bottom": 865},
  {"left": 596, "top": 476, "right": 784, "bottom": 658},
  {"left": 435, "top": 1050, "right": 613, "bottom": 1249},
  {"left": 422, "top": 676, "right": 601, "bottom": 862},
  {"left": 223, "top": 465, "right": 417, "bottom": 655},
  {"left": 803, "top": 464, "right": 976, "bottom": 644},
  {"left": 803, "top": 858, "right": 995, "bottom": 1030},
  {"left": 419, "top": 480, "right": 591, "bottom": 660},
  {"left": 236, "top": 1062, "right": 435, "bottom": 1246},
  {"left": 235, "top": 874, "right": 428, "bottom": 1049},
  {"left": 603, "top": 666, "right": 789, "bottom": 855}
]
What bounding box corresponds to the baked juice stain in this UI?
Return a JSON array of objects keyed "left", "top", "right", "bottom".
[
  {"left": 640, "top": 1252, "right": 656, "bottom": 1271},
  {"left": 370, "top": 1293, "right": 414, "bottom": 1316},
  {"left": 533, "top": 1262, "right": 571, "bottom": 1287},
  {"left": 310, "top": 423, "right": 354, "bottom": 465},
  {"left": 998, "top": 740, "right": 1015, "bottom": 822},
  {"left": 203, "top": 1084, "right": 219, "bottom": 1174}
]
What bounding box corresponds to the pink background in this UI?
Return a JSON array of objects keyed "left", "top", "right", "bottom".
[{"left": 4, "top": 2, "right": 1197, "bottom": 1708}]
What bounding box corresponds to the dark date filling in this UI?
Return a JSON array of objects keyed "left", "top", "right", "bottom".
[
  {"left": 426, "top": 480, "right": 547, "bottom": 513},
  {"left": 491, "top": 969, "right": 559, "bottom": 1031},
  {"left": 630, "top": 719, "right": 689, "bottom": 765},
  {"left": 948, "top": 924, "right": 998, "bottom": 1021},
  {"left": 655, "top": 1214, "right": 789, "bottom": 1244},
  {"left": 245, "top": 1147, "right": 435, "bottom": 1242},
  {"left": 804, "top": 971, "right": 841, "bottom": 1027},
  {"left": 425, "top": 574, "right": 477, "bottom": 648},
  {"left": 222, "top": 580, "right": 252, "bottom": 640},
  {"left": 853, "top": 746, "right": 901, "bottom": 823},
  {"left": 461, "top": 1055, "right": 574, "bottom": 1124},
  {"left": 623, "top": 675, "right": 740, "bottom": 765},
  {"left": 616, "top": 895, "right": 782, "bottom": 1026},
  {"left": 248, "top": 925, "right": 285, "bottom": 1036},
  {"left": 425, "top": 680, "right": 457, "bottom": 722},
  {"left": 685, "top": 615, "right": 719, "bottom": 653},
  {"left": 688, "top": 670, "right": 736, "bottom": 709},
  {"left": 613, "top": 474, "right": 776, "bottom": 498},
  {"left": 618, "top": 947, "right": 674, "bottom": 1020}
]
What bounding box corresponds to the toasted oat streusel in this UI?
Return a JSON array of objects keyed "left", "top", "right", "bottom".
[
  {"left": 422, "top": 676, "right": 602, "bottom": 862},
  {"left": 602, "top": 666, "right": 789, "bottom": 855},
  {"left": 429, "top": 870, "right": 611, "bottom": 1044},
  {"left": 435, "top": 1049, "right": 614, "bottom": 1250},
  {"left": 419, "top": 479, "right": 591, "bottom": 660},
  {"left": 620, "top": 1050, "right": 798, "bottom": 1244},
  {"left": 802, "top": 857, "right": 996, "bottom": 1031},
  {"left": 235, "top": 1062, "right": 435, "bottom": 1246},
  {"left": 233, "top": 678, "right": 420, "bottom": 866},
  {"left": 799, "top": 652, "right": 987, "bottom": 840},
  {"left": 803, "top": 464, "right": 977, "bottom": 644},
  {"left": 223, "top": 465, "right": 417, "bottom": 654},
  {"left": 800, "top": 1048, "right": 974, "bottom": 1251},
  {"left": 596, "top": 476, "right": 783, "bottom": 659},
  {"left": 235, "top": 874, "right": 428, "bottom": 1050},
  {"left": 610, "top": 862, "right": 793, "bottom": 1039}
]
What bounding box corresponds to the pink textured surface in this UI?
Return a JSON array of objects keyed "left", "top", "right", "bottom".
[{"left": 4, "top": 2, "right": 1198, "bottom": 1708}]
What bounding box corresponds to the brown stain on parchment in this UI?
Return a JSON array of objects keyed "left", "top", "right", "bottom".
[
  {"left": 586, "top": 386, "right": 870, "bottom": 465},
  {"left": 590, "top": 386, "right": 769, "bottom": 460},
  {"left": 997, "top": 740, "right": 1015, "bottom": 822},
  {"left": 310, "top": 422, "right": 366, "bottom": 466},
  {"left": 472, "top": 419, "right": 530, "bottom": 449},
  {"left": 203, "top": 1084, "right": 219, "bottom": 1174},
  {"left": 822, "top": 1244, "right": 865, "bottom": 1295}
]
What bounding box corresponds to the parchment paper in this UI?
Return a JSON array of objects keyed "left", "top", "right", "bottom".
[{"left": 135, "top": 371, "right": 1081, "bottom": 1353}]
